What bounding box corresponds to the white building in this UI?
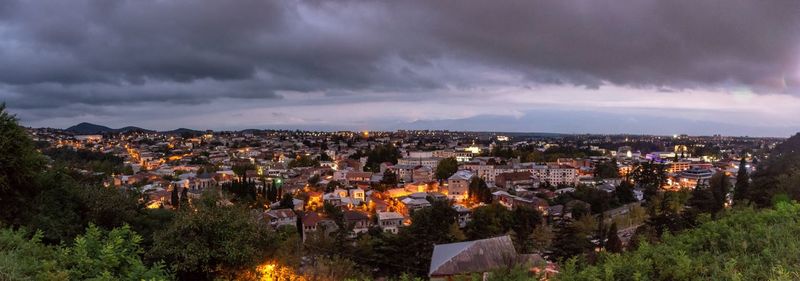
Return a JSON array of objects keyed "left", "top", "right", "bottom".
[{"left": 377, "top": 211, "right": 404, "bottom": 234}]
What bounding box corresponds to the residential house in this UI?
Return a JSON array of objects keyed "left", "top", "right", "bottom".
[
  {"left": 377, "top": 211, "right": 404, "bottom": 234},
  {"left": 446, "top": 170, "right": 474, "bottom": 202},
  {"left": 265, "top": 209, "right": 297, "bottom": 229}
]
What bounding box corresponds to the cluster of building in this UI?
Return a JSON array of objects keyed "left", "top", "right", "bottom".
[{"left": 29, "top": 127, "right": 779, "bottom": 278}]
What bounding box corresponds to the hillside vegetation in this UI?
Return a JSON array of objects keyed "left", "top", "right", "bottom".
[{"left": 557, "top": 202, "right": 800, "bottom": 281}]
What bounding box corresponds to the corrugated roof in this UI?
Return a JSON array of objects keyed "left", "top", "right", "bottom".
[{"left": 429, "top": 235, "right": 520, "bottom": 277}]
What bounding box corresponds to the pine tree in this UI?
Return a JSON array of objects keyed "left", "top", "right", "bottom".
[
  {"left": 709, "top": 172, "right": 730, "bottom": 216},
  {"left": 734, "top": 157, "right": 750, "bottom": 203},
  {"left": 606, "top": 222, "right": 623, "bottom": 253}
]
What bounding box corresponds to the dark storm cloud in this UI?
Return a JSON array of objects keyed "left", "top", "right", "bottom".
[{"left": 0, "top": 0, "right": 798, "bottom": 115}]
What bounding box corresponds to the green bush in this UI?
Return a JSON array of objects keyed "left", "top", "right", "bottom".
[{"left": 557, "top": 202, "right": 800, "bottom": 281}]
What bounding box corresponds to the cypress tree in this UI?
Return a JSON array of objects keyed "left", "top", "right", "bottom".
[
  {"left": 171, "top": 186, "right": 180, "bottom": 209},
  {"left": 606, "top": 223, "right": 623, "bottom": 253},
  {"left": 180, "top": 187, "right": 189, "bottom": 209},
  {"left": 734, "top": 157, "right": 750, "bottom": 203}
]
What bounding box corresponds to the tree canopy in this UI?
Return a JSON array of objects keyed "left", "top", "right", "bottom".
[{"left": 557, "top": 202, "right": 800, "bottom": 281}]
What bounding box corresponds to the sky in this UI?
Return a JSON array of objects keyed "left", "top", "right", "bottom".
[{"left": 1, "top": 0, "right": 799, "bottom": 137}]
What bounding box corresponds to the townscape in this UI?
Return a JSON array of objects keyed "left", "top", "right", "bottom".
[
  {"left": 14, "top": 120, "right": 785, "bottom": 280},
  {"left": 1, "top": 1, "right": 799, "bottom": 280}
]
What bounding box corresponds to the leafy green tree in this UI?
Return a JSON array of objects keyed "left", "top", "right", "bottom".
[
  {"left": 60, "top": 224, "right": 169, "bottom": 280},
  {"left": 468, "top": 177, "right": 492, "bottom": 204},
  {"left": 464, "top": 203, "right": 512, "bottom": 240},
  {"left": 149, "top": 189, "right": 277, "bottom": 280},
  {"left": 594, "top": 159, "right": 620, "bottom": 179},
  {"left": 0, "top": 225, "right": 168, "bottom": 281},
  {"left": 389, "top": 199, "right": 461, "bottom": 277},
  {"left": 0, "top": 227, "right": 67, "bottom": 280},
  {"left": 734, "top": 157, "right": 750, "bottom": 204},
  {"left": 435, "top": 157, "right": 459, "bottom": 180},
  {"left": 0, "top": 104, "right": 46, "bottom": 225},
  {"left": 510, "top": 206, "right": 543, "bottom": 253},
  {"left": 631, "top": 161, "right": 668, "bottom": 201},
  {"left": 645, "top": 190, "right": 694, "bottom": 239},
  {"left": 28, "top": 170, "right": 157, "bottom": 245},
  {"left": 364, "top": 144, "right": 401, "bottom": 172}
]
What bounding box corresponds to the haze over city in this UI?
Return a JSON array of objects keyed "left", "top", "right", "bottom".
[{"left": 0, "top": 1, "right": 798, "bottom": 136}]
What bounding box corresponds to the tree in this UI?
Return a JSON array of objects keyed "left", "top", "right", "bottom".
[
  {"left": 594, "top": 159, "right": 620, "bottom": 179},
  {"left": 616, "top": 180, "right": 637, "bottom": 203},
  {"left": 0, "top": 104, "right": 46, "bottom": 225},
  {"left": 468, "top": 177, "right": 492, "bottom": 204},
  {"left": 60, "top": 224, "right": 169, "bottom": 280},
  {"left": 380, "top": 170, "right": 398, "bottom": 187},
  {"left": 307, "top": 175, "right": 320, "bottom": 187},
  {"left": 709, "top": 172, "right": 731, "bottom": 216},
  {"left": 180, "top": 187, "right": 189, "bottom": 209},
  {"left": 510, "top": 206, "right": 543, "bottom": 253},
  {"left": 149, "top": 189, "right": 277, "bottom": 280},
  {"left": 0, "top": 225, "right": 168, "bottom": 281},
  {"left": 551, "top": 221, "right": 594, "bottom": 261},
  {"left": 232, "top": 163, "right": 255, "bottom": 181},
  {"left": 734, "top": 156, "right": 750, "bottom": 204},
  {"left": 288, "top": 154, "right": 320, "bottom": 168},
  {"left": 748, "top": 133, "right": 800, "bottom": 207},
  {"left": 464, "top": 204, "right": 512, "bottom": 240},
  {"left": 631, "top": 161, "right": 668, "bottom": 201},
  {"left": 325, "top": 180, "right": 343, "bottom": 193},
  {"left": 363, "top": 144, "right": 401, "bottom": 172},
  {"left": 557, "top": 202, "right": 800, "bottom": 281},
  {"left": 389, "top": 199, "right": 461, "bottom": 277},
  {"left": 171, "top": 186, "right": 180, "bottom": 208},
  {"left": 279, "top": 193, "right": 295, "bottom": 209},
  {"left": 605, "top": 222, "right": 623, "bottom": 253},
  {"left": 531, "top": 225, "right": 554, "bottom": 253},
  {"left": 435, "top": 157, "right": 459, "bottom": 180}
]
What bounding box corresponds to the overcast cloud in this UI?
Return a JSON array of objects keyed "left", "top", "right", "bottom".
[{"left": 1, "top": 0, "right": 799, "bottom": 136}]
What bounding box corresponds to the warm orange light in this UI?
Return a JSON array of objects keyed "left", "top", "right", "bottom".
[{"left": 256, "top": 262, "right": 305, "bottom": 281}]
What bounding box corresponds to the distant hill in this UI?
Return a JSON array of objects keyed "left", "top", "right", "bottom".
[
  {"left": 65, "top": 123, "right": 155, "bottom": 134},
  {"left": 162, "top": 128, "right": 204, "bottom": 135},
  {"left": 117, "top": 126, "right": 155, "bottom": 133},
  {"left": 65, "top": 122, "right": 115, "bottom": 134}
]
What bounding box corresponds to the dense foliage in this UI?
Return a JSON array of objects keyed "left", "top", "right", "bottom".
[
  {"left": 0, "top": 224, "right": 168, "bottom": 280},
  {"left": 43, "top": 147, "right": 127, "bottom": 175},
  {"left": 435, "top": 157, "right": 459, "bottom": 180},
  {"left": 558, "top": 202, "right": 800, "bottom": 281},
  {"left": 149, "top": 189, "right": 277, "bottom": 280}
]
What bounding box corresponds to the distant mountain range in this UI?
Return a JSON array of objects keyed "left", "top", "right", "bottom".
[{"left": 65, "top": 122, "right": 203, "bottom": 135}]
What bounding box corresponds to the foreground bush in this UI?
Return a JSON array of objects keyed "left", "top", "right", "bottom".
[{"left": 557, "top": 202, "right": 800, "bottom": 281}]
